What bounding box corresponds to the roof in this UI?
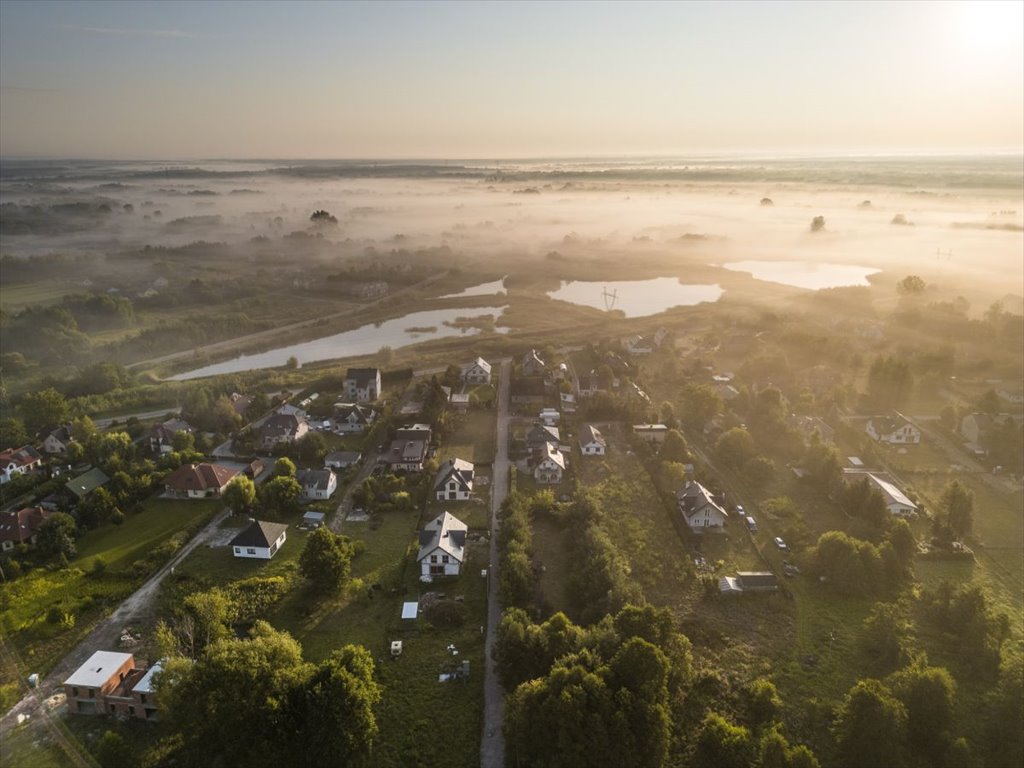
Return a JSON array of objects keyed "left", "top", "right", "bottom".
[
  {"left": 297, "top": 468, "right": 335, "bottom": 491},
  {"left": 64, "top": 651, "right": 134, "bottom": 688},
  {"left": 0, "top": 445, "right": 42, "bottom": 468},
  {"left": 401, "top": 601, "right": 419, "bottom": 620},
  {"left": 165, "top": 463, "right": 239, "bottom": 492},
  {"left": 523, "top": 349, "right": 546, "bottom": 368},
  {"left": 0, "top": 506, "right": 51, "bottom": 544},
  {"left": 44, "top": 425, "right": 74, "bottom": 443},
  {"left": 66, "top": 467, "right": 110, "bottom": 499},
  {"left": 579, "top": 424, "right": 606, "bottom": 448},
  {"left": 417, "top": 511, "right": 468, "bottom": 563},
  {"left": 867, "top": 473, "right": 918, "bottom": 510},
  {"left": 719, "top": 576, "right": 743, "bottom": 594},
  {"left": 449, "top": 393, "right": 471, "bottom": 404},
  {"left": 677, "top": 481, "right": 727, "bottom": 520},
  {"left": 434, "top": 458, "right": 475, "bottom": 491},
  {"left": 526, "top": 424, "right": 560, "bottom": 445},
  {"left": 335, "top": 403, "right": 374, "bottom": 423},
  {"left": 737, "top": 572, "right": 779, "bottom": 588},
  {"left": 869, "top": 415, "right": 916, "bottom": 436},
  {"left": 260, "top": 412, "right": 306, "bottom": 439},
  {"left": 303, "top": 511, "right": 326, "bottom": 522},
  {"left": 230, "top": 520, "right": 288, "bottom": 549},
  {"left": 151, "top": 418, "right": 194, "bottom": 441},
  {"left": 537, "top": 443, "right": 566, "bottom": 470},
  {"left": 325, "top": 450, "right": 361, "bottom": 465},
  {"left": 131, "top": 661, "right": 164, "bottom": 694},
  {"left": 345, "top": 367, "right": 380, "bottom": 387},
  {"left": 633, "top": 424, "right": 668, "bottom": 432}
]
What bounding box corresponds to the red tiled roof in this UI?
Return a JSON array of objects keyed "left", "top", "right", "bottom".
[
  {"left": 164, "top": 463, "right": 238, "bottom": 492},
  {"left": 0, "top": 506, "right": 51, "bottom": 544}
]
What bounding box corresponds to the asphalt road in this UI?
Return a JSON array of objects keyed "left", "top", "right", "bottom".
[{"left": 480, "top": 359, "right": 511, "bottom": 768}]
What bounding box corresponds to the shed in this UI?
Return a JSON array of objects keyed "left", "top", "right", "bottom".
[
  {"left": 401, "top": 601, "right": 419, "bottom": 620},
  {"left": 302, "top": 511, "right": 325, "bottom": 529}
]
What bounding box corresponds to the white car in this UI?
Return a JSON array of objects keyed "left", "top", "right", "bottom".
[
  {"left": 735, "top": 505, "right": 746, "bottom": 517},
  {"left": 773, "top": 536, "right": 788, "bottom": 551}
]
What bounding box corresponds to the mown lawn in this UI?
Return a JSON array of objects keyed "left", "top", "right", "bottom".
[{"left": 438, "top": 410, "right": 497, "bottom": 465}]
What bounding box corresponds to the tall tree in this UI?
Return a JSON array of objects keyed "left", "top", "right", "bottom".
[
  {"left": 299, "top": 528, "right": 355, "bottom": 593},
  {"left": 222, "top": 475, "right": 257, "bottom": 515},
  {"left": 938, "top": 480, "right": 974, "bottom": 540},
  {"left": 19, "top": 387, "right": 69, "bottom": 433},
  {"left": 833, "top": 679, "right": 907, "bottom": 768}
]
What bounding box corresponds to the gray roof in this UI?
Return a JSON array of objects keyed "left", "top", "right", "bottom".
[
  {"left": 526, "top": 424, "right": 560, "bottom": 446},
  {"left": 66, "top": 467, "right": 110, "bottom": 499},
  {"left": 677, "top": 481, "right": 727, "bottom": 521},
  {"left": 325, "top": 450, "right": 361, "bottom": 466},
  {"left": 579, "top": 424, "right": 606, "bottom": 449},
  {"left": 345, "top": 367, "right": 380, "bottom": 388},
  {"left": 230, "top": 520, "right": 288, "bottom": 549},
  {"left": 260, "top": 412, "right": 306, "bottom": 439},
  {"left": 131, "top": 661, "right": 164, "bottom": 694},
  {"left": 867, "top": 473, "right": 918, "bottom": 510},
  {"left": 297, "top": 468, "right": 335, "bottom": 492},
  {"left": 64, "top": 651, "right": 133, "bottom": 688},
  {"left": 434, "top": 458, "right": 475, "bottom": 492},
  {"left": 417, "top": 511, "right": 468, "bottom": 563}
]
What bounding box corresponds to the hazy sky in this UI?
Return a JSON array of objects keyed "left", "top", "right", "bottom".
[{"left": 1, "top": 0, "right": 1022, "bottom": 159}]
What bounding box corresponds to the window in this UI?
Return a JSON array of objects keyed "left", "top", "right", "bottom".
[
  {"left": 72, "top": 687, "right": 79, "bottom": 697},
  {"left": 247, "top": 548, "right": 256, "bottom": 555},
  {"left": 442, "top": 555, "right": 449, "bottom": 563},
  {"left": 234, "top": 547, "right": 241, "bottom": 554},
  {"left": 430, "top": 555, "right": 438, "bottom": 563},
  {"left": 89, "top": 689, "right": 95, "bottom": 699},
  {"left": 129, "top": 706, "right": 135, "bottom": 716},
  {"left": 140, "top": 693, "right": 147, "bottom": 704},
  {"left": 269, "top": 543, "right": 277, "bottom": 555}
]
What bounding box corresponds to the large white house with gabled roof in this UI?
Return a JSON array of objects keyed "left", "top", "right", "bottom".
[
  {"left": 677, "top": 481, "right": 728, "bottom": 532},
  {"left": 417, "top": 511, "right": 468, "bottom": 578},
  {"left": 462, "top": 357, "right": 492, "bottom": 385}
]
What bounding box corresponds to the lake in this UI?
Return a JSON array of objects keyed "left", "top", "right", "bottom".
[
  {"left": 547, "top": 278, "right": 723, "bottom": 318},
  {"left": 171, "top": 305, "right": 509, "bottom": 380},
  {"left": 439, "top": 277, "right": 507, "bottom": 298},
  {"left": 720, "top": 260, "right": 880, "bottom": 290}
]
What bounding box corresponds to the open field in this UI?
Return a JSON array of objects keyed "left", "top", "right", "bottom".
[{"left": 437, "top": 408, "right": 497, "bottom": 465}]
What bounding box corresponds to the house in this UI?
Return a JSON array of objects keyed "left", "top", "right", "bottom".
[
  {"left": 417, "top": 511, "right": 468, "bottom": 578},
  {"left": 560, "top": 392, "right": 577, "bottom": 413},
  {"left": 533, "top": 443, "right": 566, "bottom": 484},
  {"left": 65, "top": 467, "right": 110, "bottom": 502},
  {"left": 344, "top": 367, "right": 382, "bottom": 402},
  {"left": 229, "top": 392, "right": 253, "bottom": 417},
  {"left": 0, "top": 445, "right": 43, "bottom": 484},
  {"left": 244, "top": 459, "right": 264, "bottom": 479},
  {"left": 258, "top": 412, "right": 309, "bottom": 449},
  {"left": 297, "top": 468, "right": 337, "bottom": 500},
  {"left": 64, "top": 651, "right": 159, "bottom": 720},
  {"left": 788, "top": 415, "right": 835, "bottom": 444},
  {"left": 522, "top": 349, "right": 547, "bottom": 376},
  {"left": 511, "top": 377, "right": 547, "bottom": 405},
  {"left": 149, "top": 418, "right": 195, "bottom": 455},
  {"left": 525, "top": 424, "right": 560, "bottom": 452},
  {"left": 164, "top": 463, "right": 239, "bottom": 499},
  {"left": 41, "top": 424, "right": 75, "bottom": 455},
  {"left": 230, "top": 520, "right": 288, "bottom": 559},
  {"left": 434, "top": 458, "right": 475, "bottom": 501},
  {"left": 577, "top": 369, "right": 608, "bottom": 398},
  {"left": 325, "top": 450, "right": 362, "bottom": 470},
  {"left": 633, "top": 424, "right": 669, "bottom": 445},
  {"left": 449, "top": 393, "right": 471, "bottom": 412},
  {"left": 677, "top": 481, "right": 727, "bottom": 532},
  {"left": 333, "top": 403, "right": 376, "bottom": 434},
  {"left": 462, "top": 357, "right": 492, "bottom": 385},
  {"left": 866, "top": 414, "right": 921, "bottom": 444},
  {"left": 719, "top": 571, "right": 779, "bottom": 595},
  {"left": 867, "top": 473, "right": 919, "bottom": 518},
  {"left": 382, "top": 424, "right": 432, "bottom": 471},
  {"left": 579, "top": 424, "right": 607, "bottom": 456},
  {"left": 0, "top": 506, "right": 51, "bottom": 552},
  {"left": 539, "top": 408, "right": 560, "bottom": 426}
]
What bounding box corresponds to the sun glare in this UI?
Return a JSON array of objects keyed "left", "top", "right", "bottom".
[{"left": 958, "top": 0, "right": 1024, "bottom": 53}]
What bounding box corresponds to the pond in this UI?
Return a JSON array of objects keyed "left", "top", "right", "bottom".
[
  {"left": 171, "top": 305, "right": 509, "bottom": 380},
  {"left": 438, "top": 277, "right": 507, "bottom": 298},
  {"left": 720, "top": 260, "right": 880, "bottom": 290},
  {"left": 546, "top": 277, "right": 723, "bottom": 318}
]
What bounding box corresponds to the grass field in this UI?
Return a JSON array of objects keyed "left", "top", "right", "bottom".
[
  {"left": 438, "top": 410, "right": 497, "bottom": 465},
  {"left": 0, "top": 498, "right": 219, "bottom": 712}
]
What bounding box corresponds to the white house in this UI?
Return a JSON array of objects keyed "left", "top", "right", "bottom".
[
  {"left": 382, "top": 424, "right": 432, "bottom": 472},
  {"left": 579, "top": 424, "right": 607, "bottom": 456},
  {"left": 677, "top": 481, "right": 728, "bottom": 533},
  {"left": 333, "top": 403, "right": 376, "bottom": 434},
  {"left": 867, "top": 473, "right": 919, "bottom": 518},
  {"left": 258, "top": 412, "right": 309, "bottom": 450},
  {"left": 344, "top": 367, "right": 382, "bottom": 402},
  {"left": 324, "top": 450, "right": 362, "bottom": 470},
  {"left": 539, "top": 408, "right": 560, "bottom": 426},
  {"left": 866, "top": 414, "right": 921, "bottom": 444},
  {"left": 230, "top": 520, "right": 288, "bottom": 560},
  {"left": 149, "top": 418, "right": 195, "bottom": 455},
  {"left": 42, "top": 425, "right": 75, "bottom": 455},
  {"left": 633, "top": 424, "right": 669, "bottom": 445},
  {"left": 434, "top": 458, "right": 475, "bottom": 501},
  {"left": 297, "top": 468, "right": 337, "bottom": 500},
  {"left": 533, "top": 443, "right": 565, "bottom": 484},
  {"left": 0, "top": 446, "right": 43, "bottom": 484},
  {"left": 462, "top": 357, "right": 492, "bottom": 385},
  {"left": 417, "top": 511, "right": 468, "bottom": 578}
]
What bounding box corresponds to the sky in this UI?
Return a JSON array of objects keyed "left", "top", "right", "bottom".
[{"left": 1, "top": 0, "right": 1022, "bottom": 159}]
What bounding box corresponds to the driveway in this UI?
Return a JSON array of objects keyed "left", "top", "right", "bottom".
[{"left": 481, "top": 358, "right": 511, "bottom": 768}]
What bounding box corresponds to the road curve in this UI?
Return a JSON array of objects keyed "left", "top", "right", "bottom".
[{"left": 480, "top": 359, "right": 511, "bottom": 768}]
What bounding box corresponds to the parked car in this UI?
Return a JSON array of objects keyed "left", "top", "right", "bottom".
[
  {"left": 735, "top": 505, "right": 746, "bottom": 517},
  {"left": 745, "top": 516, "right": 758, "bottom": 532},
  {"left": 774, "top": 536, "right": 788, "bottom": 551}
]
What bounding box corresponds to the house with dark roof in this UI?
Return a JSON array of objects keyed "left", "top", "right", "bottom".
[
  {"left": 297, "top": 468, "right": 337, "bottom": 500},
  {"left": 866, "top": 413, "right": 921, "bottom": 444},
  {"left": 525, "top": 424, "right": 560, "bottom": 453},
  {"left": 522, "top": 349, "right": 547, "bottom": 376},
  {"left": 66, "top": 467, "right": 110, "bottom": 501},
  {"left": 533, "top": 443, "right": 566, "bottom": 484},
  {"left": 230, "top": 520, "right": 288, "bottom": 559},
  {"left": 579, "top": 424, "right": 607, "bottom": 456},
  {"left": 677, "top": 481, "right": 727, "bottom": 533},
  {"left": 382, "top": 424, "right": 432, "bottom": 472},
  {"left": 434, "top": 458, "right": 474, "bottom": 501},
  {"left": 0, "top": 506, "right": 51, "bottom": 552},
  {"left": 344, "top": 367, "right": 382, "bottom": 402},
  {"left": 417, "top": 511, "right": 467, "bottom": 578},
  {"left": 462, "top": 357, "right": 492, "bottom": 385},
  {"left": 0, "top": 445, "right": 43, "bottom": 484},
  {"left": 333, "top": 403, "right": 376, "bottom": 434},
  {"left": 258, "top": 412, "right": 309, "bottom": 450},
  {"left": 41, "top": 424, "right": 75, "bottom": 455},
  {"left": 149, "top": 417, "right": 195, "bottom": 455},
  {"left": 164, "top": 463, "right": 239, "bottom": 499}
]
